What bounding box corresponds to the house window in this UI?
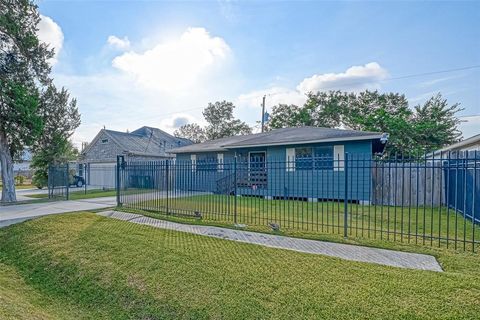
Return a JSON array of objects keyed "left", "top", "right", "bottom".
[
  {"left": 293, "top": 146, "right": 334, "bottom": 170},
  {"left": 197, "top": 154, "right": 217, "bottom": 171},
  {"left": 101, "top": 138, "right": 108, "bottom": 144},
  {"left": 295, "top": 147, "right": 313, "bottom": 170},
  {"left": 314, "top": 146, "right": 334, "bottom": 170}
]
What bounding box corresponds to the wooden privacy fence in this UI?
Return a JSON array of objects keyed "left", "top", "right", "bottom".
[{"left": 372, "top": 161, "right": 445, "bottom": 206}]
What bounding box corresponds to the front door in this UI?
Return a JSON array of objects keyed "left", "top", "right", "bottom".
[{"left": 249, "top": 152, "right": 267, "bottom": 188}]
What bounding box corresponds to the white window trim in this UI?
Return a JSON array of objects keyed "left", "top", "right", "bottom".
[
  {"left": 217, "top": 153, "right": 224, "bottom": 172},
  {"left": 333, "top": 145, "right": 345, "bottom": 171},
  {"left": 190, "top": 154, "right": 196, "bottom": 172},
  {"left": 286, "top": 148, "right": 295, "bottom": 172}
]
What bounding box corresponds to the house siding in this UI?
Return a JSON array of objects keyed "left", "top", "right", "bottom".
[
  {"left": 82, "top": 132, "right": 124, "bottom": 163},
  {"left": 172, "top": 140, "right": 374, "bottom": 201}
]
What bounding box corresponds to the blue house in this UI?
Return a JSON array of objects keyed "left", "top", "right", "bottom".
[{"left": 169, "top": 127, "right": 388, "bottom": 203}]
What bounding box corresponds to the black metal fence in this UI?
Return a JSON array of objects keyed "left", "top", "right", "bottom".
[
  {"left": 48, "top": 163, "right": 70, "bottom": 199},
  {"left": 116, "top": 152, "right": 479, "bottom": 251}
]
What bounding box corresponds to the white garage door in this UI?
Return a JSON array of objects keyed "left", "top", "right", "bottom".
[{"left": 87, "top": 163, "right": 116, "bottom": 189}]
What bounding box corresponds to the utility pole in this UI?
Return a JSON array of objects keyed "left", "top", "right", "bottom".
[{"left": 261, "top": 95, "right": 266, "bottom": 132}]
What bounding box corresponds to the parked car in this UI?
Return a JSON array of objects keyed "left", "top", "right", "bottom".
[{"left": 71, "top": 175, "right": 85, "bottom": 188}]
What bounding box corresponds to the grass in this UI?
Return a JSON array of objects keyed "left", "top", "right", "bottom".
[
  {"left": 128, "top": 194, "right": 480, "bottom": 251},
  {"left": 1, "top": 212, "right": 480, "bottom": 319},
  {"left": 0, "top": 184, "right": 36, "bottom": 190},
  {"left": 26, "top": 188, "right": 117, "bottom": 200}
]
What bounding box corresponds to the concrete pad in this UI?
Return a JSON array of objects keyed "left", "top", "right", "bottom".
[{"left": 98, "top": 210, "right": 443, "bottom": 272}]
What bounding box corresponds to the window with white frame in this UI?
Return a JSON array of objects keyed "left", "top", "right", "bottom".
[
  {"left": 197, "top": 154, "right": 217, "bottom": 171},
  {"left": 293, "top": 146, "right": 334, "bottom": 170}
]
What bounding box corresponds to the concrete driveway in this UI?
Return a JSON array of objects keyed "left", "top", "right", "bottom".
[
  {"left": 0, "top": 197, "right": 116, "bottom": 228},
  {"left": 15, "top": 188, "right": 49, "bottom": 201}
]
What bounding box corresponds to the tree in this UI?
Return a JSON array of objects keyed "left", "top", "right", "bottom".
[
  {"left": 268, "top": 104, "right": 302, "bottom": 129},
  {"left": 31, "top": 137, "right": 78, "bottom": 189},
  {"left": 203, "top": 101, "right": 251, "bottom": 140},
  {"left": 0, "top": 0, "right": 79, "bottom": 202},
  {"left": 174, "top": 123, "right": 207, "bottom": 143},
  {"left": 30, "top": 85, "right": 80, "bottom": 188},
  {"left": 300, "top": 91, "right": 348, "bottom": 128},
  {"left": 0, "top": 0, "right": 52, "bottom": 202},
  {"left": 267, "top": 90, "right": 462, "bottom": 156},
  {"left": 412, "top": 93, "right": 462, "bottom": 153},
  {"left": 342, "top": 91, "right": 415, "bottom": 155}
]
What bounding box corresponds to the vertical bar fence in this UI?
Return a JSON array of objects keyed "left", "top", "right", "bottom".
[{"left": 113, "top": 151, "right": 480, "bottom": 252}]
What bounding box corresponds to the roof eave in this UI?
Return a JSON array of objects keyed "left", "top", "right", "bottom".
[
  {"left": 225, "top": 134, "right": 384, "bottom": 149},
  {"left": 126, "top": 151, "right": 173, "bottom": 157},
  {"left": 169, "top": 147, "right": 229, "bottom": 154}
]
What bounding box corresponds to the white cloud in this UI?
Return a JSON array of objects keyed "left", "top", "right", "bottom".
[
  {"left": 296, "top": 62, "right": 388, "bottom": 93},
  {"left": 52, "top": 27, "right": 236, "bottom": 146},
  {"left": 107, "top": 35, "right": 131, "bottom": 50},
  {"left": 37, "top": 15, "right": 64, "bottom": 64},
  {"left": 236, "top": 62, "right": 389, "bottom": 125},
  {"left": 112, "top": 27, "right": 231, "bottom": 92}
]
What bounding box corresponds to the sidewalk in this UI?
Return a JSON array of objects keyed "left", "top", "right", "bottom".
[
  {"left": 97, "top": 210, "right": 443, "bottom": 272},
  {"left": 0, "top": 197, "right": 116, "bottom": 227}
]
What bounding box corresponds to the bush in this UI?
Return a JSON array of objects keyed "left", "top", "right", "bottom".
[
  {"left": 32, "top": 172, "right": 47, "bottom": 189},
  {"left": 14, "top": 175, "right": 26, "bottom": 185}
]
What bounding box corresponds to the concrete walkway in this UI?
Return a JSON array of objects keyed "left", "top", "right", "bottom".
[
  {"left": 0, "top": 197, "right": 116, "bottom": 227},
  {"left": 98, "top": 210, "right": 443, "bottom": 272}
]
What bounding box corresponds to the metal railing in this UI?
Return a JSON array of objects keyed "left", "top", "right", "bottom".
[{"left": 116, "top": 152, "right": 480, "bottom": 251}]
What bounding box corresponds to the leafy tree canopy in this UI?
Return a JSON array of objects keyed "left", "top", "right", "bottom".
[
  {"left": 0, "top": 0, "right": 80, "bottom": 202},
  {"left": 174, "top": 123, "right": 206, "bottom": 144},
  {"left": 268, "top": 90, "right": 462, "bottom": 155},
  {"left": 174, "top": 101, "right": 251, "bottom": 142}
]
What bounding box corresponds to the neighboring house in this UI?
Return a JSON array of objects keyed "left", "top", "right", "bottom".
[
  {"left": 431, "top": 133, "right": 480, "bottom": 157},
  {"left": 169, "top": 126, "right": 388, "bottom": 202},
  {"left": 79, "top": 126, "right": 192, "bottom": 188},
  {"left": 0, "top": 149, "right": 33, "bottom": 178}
]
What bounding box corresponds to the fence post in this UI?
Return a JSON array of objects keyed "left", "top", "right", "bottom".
[
  {"left": 166, "top": 160, "right": 170, "bottom": 215},
  {"left": 84, "top": 163, "right": 87, "bottom": 195},
  {"left": 344, "top": 153, "right": 349, "bottom": 238},
  {"left": 116, "top": 155, "right": 124, "bottom": 207},
  {"left": 47, "top": 165, "right": 52, "bottom": 199},
  {"left": 234, "top": 156, "right": 238, "bottom": 224},
  {"left": 66, "top": 163, "right": 70, "bottom": 200}
]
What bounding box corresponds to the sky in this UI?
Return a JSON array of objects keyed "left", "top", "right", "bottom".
[{"left": 36, "top": 0, "right": 480, "bottom": 146}]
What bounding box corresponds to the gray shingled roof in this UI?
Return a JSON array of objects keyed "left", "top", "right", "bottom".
[
  {"left": 105, "top": 126, "right": 192, "bottom": 156},
  {"left": 170, "top": 126, "right": 384, "bottom": 154},
  {"left": 167, "top": 134, "right": 258, "bottom": 153}
]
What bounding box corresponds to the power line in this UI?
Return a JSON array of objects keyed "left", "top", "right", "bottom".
[
  {"left": 247, "top": 64, "right": 480, "bottom": 100},
  {"left": 384, "top": 65, "right": 480, "bottom": 82}
]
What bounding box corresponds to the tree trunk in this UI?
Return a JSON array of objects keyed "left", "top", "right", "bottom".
[{"left": 0, "top": 131, "right": 16, "bottom": 202}]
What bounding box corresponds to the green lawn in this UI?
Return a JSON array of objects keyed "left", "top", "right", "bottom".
[
  {"left": 27, "top": 188, "right": 117, "bottom": 200},
  {"left": 1, "top": 213, "right": 480, "bottom": 319},
  {"left": 127, "top": 194, "right": 480, "bottom": 251},
  {"left": 0, "top": 184, "right": 36, "bottom": 190}
]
